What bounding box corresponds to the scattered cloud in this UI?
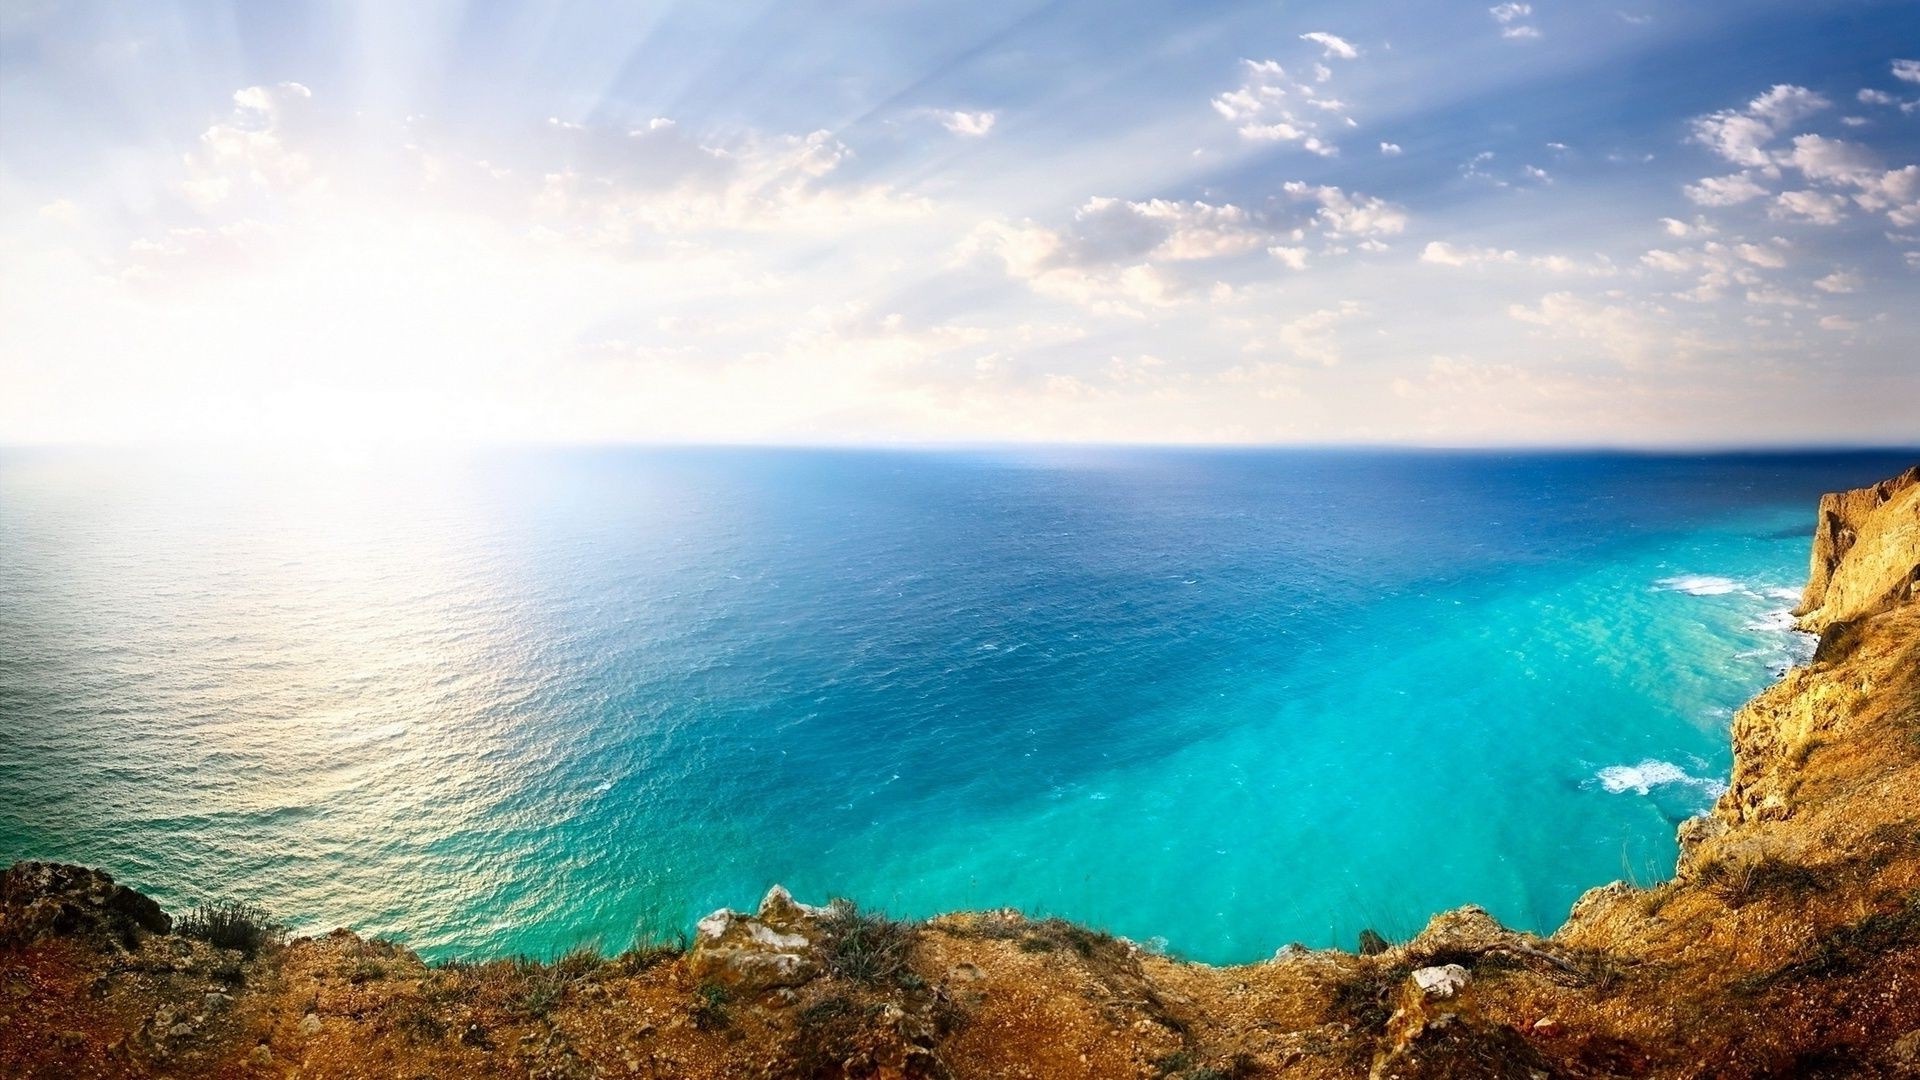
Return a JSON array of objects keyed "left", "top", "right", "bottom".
[
  {"left": 1245, "top": 302, "right": 1364, "bottom": 366},
  {"left": 1507, "top": 291, "right": 1671, "bottom": 366},
  {"left": 1489, "top": 3, "right": 1541, "bottom": 39},
  {"left": 1421, "top": 241, "right": 1614, "bottom": 275},
  {"left": 1684, "top": 173, "right": 1768, "bottom": 206},
  {"left": 1770, "top": 189, "right": 1849, "bottom": 224},
  {"left": 1282, "top": 182, "right": 1408, "bottom": 236},
  {"left": 1298, "top": 32, "right": 1359, "bottom": 60},
  {"left": 939, "top": 110, "right": 997, "bottom": 137},
  {"left": 1212, "top": 59, "right": 1353, "bottom": 155}
]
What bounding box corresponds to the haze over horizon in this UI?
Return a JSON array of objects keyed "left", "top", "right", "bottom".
[{"left": 3, "top": 1, "right": 1918, "bottom": 448}]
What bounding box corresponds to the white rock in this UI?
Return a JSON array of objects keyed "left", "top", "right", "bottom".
[{"left": 1412, "top": 963, "right": 1471, "bottom": 998}]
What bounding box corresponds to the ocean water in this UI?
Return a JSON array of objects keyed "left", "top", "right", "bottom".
[{"left": 1, "top": 448, "right": 1913, "bottom": 964}]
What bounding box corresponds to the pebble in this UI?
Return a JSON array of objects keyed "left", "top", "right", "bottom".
[{"left": 298, "top": 1013, "right": 323, "bottom": 1036}]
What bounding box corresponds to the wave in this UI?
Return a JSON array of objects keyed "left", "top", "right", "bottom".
[{"left": 1594, "top": 758, "right": 1729, "bottom": 798}]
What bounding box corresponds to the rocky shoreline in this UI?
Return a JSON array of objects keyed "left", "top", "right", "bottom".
[{"left": 4, "top": 467, "right": 1918, "bottom": 1079}]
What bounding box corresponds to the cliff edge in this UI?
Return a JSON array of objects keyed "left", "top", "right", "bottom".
[{"left": 5, "top": 469, "right": 1920, "bottom": 1079}]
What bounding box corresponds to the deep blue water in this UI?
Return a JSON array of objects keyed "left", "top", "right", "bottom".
[{"left": 1, "top": 447, "right": 1914, "bottom": 963}]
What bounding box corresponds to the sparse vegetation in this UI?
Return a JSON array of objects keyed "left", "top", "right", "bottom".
[
  {"left": 175, "top": 899, "right": 284, "bottom": 957},
  {"left": 690, "top": 980, "right": 731, "bottom": 1030},
  {"left": 819, "top": 901, "right": 918, "bottom": 985},
  {"left": 1737, "top": 895, "right": 1920, "bottom": 992},
  {"left": 779, "top": 995, "right": 871, "bottom": 1079},
  {"left": 1695, "top": 851, "right": 1823, "bottom": 908},
  {"left": 1328, "top": 960, "right": 1411, "bottom": 1033},
  {"left": 390, "top": 1002, "right": 448, "bottom": 1045}
]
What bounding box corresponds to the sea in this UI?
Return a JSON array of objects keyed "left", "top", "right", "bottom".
[{"left": 1, "top": 447, "right": 1913, "bottom": 964}]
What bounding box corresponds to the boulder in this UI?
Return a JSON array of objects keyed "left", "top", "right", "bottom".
[{"left": 687, "top": 885, "right": 838, "bottom": 994}]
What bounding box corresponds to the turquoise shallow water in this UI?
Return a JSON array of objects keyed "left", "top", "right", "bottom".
[{"left": 1, "top": 448, "right": 1914, "bottom": 963}]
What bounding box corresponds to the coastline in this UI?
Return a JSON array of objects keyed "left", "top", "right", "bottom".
[{"left": 4, "top": 465, "right": 1918, "bottom": 1078}]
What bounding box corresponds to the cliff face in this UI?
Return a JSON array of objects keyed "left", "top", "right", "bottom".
[
  {"left": 1794, "top": 464, "right": 1920, "bottom": 634},
  {"left": 5, "top": 468, "right": 1920, "bottom": 1080}
]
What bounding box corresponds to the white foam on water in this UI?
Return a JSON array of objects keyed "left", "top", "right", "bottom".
[
  {"left": 1764, "top": 586, "right": 1801, "bottom": 602},
  {"left": 1595, "top": 758, "right": 1729, "bottom": 798},
  {"left": 1743, "top": 608, "right": 1798, "bottom": 633},
  {"left": 1654, "top": 575, "right": 1745, "bottom": 596}
]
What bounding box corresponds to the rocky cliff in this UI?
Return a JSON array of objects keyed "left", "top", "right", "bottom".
[{"left": 5, "top": 469, "right": 1920, "bottom": 1079}]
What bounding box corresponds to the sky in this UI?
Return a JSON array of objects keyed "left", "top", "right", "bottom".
[{"left": 1, "top": 0, "right": 1917, "bottom": 448}]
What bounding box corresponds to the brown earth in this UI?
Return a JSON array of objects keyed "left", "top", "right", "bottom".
[{"left": 5, "top": 468, "right": 1919, "bottom": 1079}]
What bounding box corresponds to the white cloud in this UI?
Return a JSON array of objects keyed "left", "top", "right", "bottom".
[
  {"left": 1251, "top": 302, "right": 1363, "bottom": 365},
  {"left": 183, "top": 82, "right": 322, "bottom": 208},
  {"left": 1735, "top": 241, "right": 1789, "bottom": 268},
  {"left": 1851, "top": 165, "right": 1920, "bottom": 226},
  {"left": 1785, "top": 133, "right": 1881, "bottom": 184},
  {"left": 1745, "top": 286, "right": 1808, "bottom": 307},
  {"left": 1212, "top": 59, "right": 1348, "bottom": 155},
  {"left": 1684, "top": 172, "right": 1769, "bottom": 206},
  {"left": 1746, "top": 84, "right": 1830, "bottom": 127},
  {"left": 1299, "top": 32, "right": 1358, "bottom": 60},
  {"left": 1771, "top": 189, "right": 1849, "bottom": 224},
  {"left": 1379, "top": 141, "right": 1402, "bottom": 155},
  {"left": 1689, "top": 84, "right": 1827, "bottom": 169},
  {"left": 1282, "top": 182, "right": 1408, "bottom": 236},
  {"left": 1507, "top": 292, "right": 1667, "bottom": 366},
  {"left": 1489, "top": 3, "right": 1539, "bottom": 36},
  {"left": 1421, "top": 241, "right": 1614, "bottom": 275},
  {"left": 1894, "top": 59, "right": 1920, "bottom": 84},
  {"left": 1859, "top": 88, "right": 1899, "bottom": 106},
  {"left": 1814, "top": 270, "right": 1863, "bottom": 293},
  {"left": 1818, "top": 314, "right": 1860, "bottom": 332},
  {"left": 940, "top": 110, "right": 997, "bottom": 137},
  {"left": 1268, "top": 245, "right": 1310, "bottom": 270},
  {"left": 1660, "top": 216, "right": 1715, "bottom": 237}
]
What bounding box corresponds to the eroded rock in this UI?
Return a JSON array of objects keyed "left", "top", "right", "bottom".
[
  {"left": 687, "top": 885, "right": 837, "bottom": 994},
  {"left": 1411, "top": 964, "right": 1470, "bottom": 998}
]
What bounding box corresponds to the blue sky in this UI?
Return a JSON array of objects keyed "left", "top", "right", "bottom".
[{"left": 2, "top": 0, "right": 1916, "bottom": 446}]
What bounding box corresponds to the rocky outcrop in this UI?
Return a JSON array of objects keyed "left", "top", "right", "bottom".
[
  {"left": 4, "top": 467, "right": 1920, "bottom": 1078},
  {"left": 687, "top": 884, "right": 836, "bottom": 996},
  {"left": 1794, "top": 464, "right": 1920, "bottom": 633},
  {"left": 0, "top": 861, "right": 170, "bottom": 951}
]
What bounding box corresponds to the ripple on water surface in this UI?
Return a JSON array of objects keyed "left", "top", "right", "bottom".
[{"left": 0, "top": 448, "right": 1911, "bottom": 962}]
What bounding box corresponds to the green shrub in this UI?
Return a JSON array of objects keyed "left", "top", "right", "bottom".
[{"left": 691, "top": 981, "right": 730, "bottom": 1030}]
